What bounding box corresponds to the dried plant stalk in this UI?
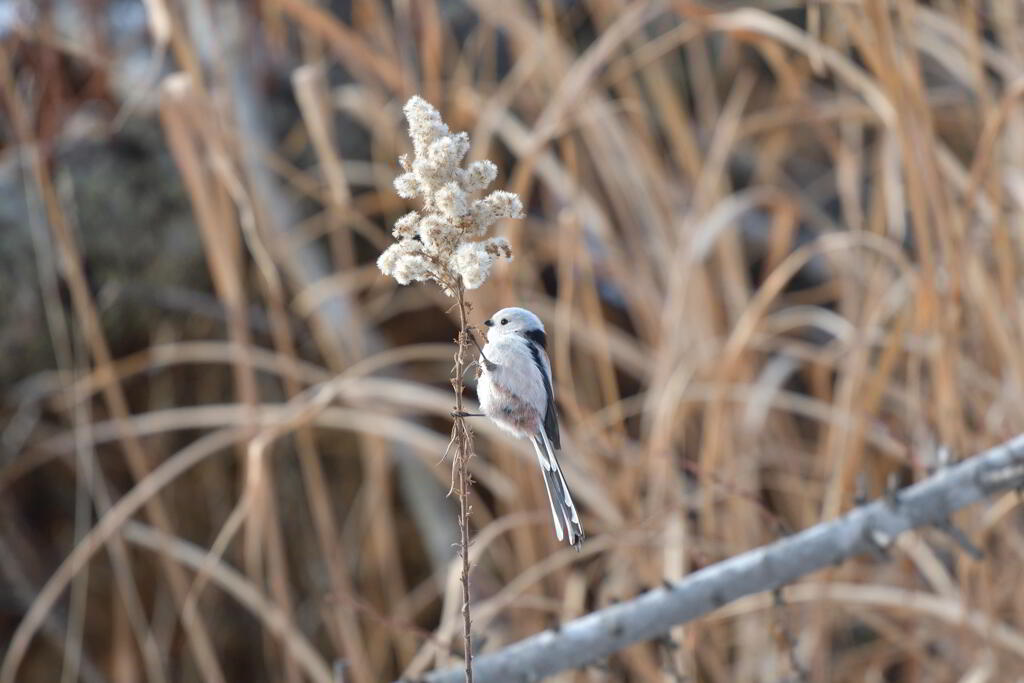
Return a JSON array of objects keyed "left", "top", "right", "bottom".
[
  {"left": 450, "top": 287, "right": 475, "bottom": 681},
  {"left": 377, "top": 95, "right": 522, "bottom": 680}
]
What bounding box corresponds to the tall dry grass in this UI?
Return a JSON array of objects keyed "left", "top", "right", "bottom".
[{"left": 2, "top": 1, "right": 1024, "bottom": 681}]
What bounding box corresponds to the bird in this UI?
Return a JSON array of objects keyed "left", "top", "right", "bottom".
[{"left": 471, "top": 307, "right": 585, "bottom": 550}]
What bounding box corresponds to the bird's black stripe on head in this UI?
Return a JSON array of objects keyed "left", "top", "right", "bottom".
[
  {"left": 526, "top": 340, "right": 561, "bottom": 449},
  {"left": 523, "top": 328, "right": 547, "bottom": 350}
]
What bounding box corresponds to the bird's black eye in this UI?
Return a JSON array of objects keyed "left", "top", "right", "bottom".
[{"left": 501, "top": 318, "right": 508, "bottom": 325}]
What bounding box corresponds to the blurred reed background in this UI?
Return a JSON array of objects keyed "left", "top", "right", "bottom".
[{"left": 2, "top": 1, "right": 1024, "bottom": 681}]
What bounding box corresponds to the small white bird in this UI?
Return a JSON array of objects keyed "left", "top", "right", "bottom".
[{"left": 473, "top": 307, "right": 584, "bottom": 550}]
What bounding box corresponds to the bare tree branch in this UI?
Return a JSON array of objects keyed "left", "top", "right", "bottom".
[{"left": 416, "top": 434, "right": 1024, "bottom": 682}]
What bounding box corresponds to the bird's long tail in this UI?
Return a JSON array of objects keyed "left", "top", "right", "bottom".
[{"left": 531, "top": 433, "right": 584, "bottom": 551}]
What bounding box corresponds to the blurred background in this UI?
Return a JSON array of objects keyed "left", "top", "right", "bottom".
[{"left": 3, "top": 1, "right": 1024, "bottom": 681}]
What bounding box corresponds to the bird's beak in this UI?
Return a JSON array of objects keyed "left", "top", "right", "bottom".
[{"left": 483, "top": 319, "right": 494, "bottom": 327}]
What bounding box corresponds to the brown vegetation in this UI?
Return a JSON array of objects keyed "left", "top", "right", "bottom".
[{"left": 2, "top": 1, "right": 1024, "bottom": 681}]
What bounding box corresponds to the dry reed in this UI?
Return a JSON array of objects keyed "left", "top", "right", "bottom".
[{"left": 2, "top": 1, "right": 1024, "bottom": 681}]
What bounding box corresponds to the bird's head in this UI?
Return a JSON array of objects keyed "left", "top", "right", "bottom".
[{"left": 483, "top": 307, "right": 545, "bottom": 345}]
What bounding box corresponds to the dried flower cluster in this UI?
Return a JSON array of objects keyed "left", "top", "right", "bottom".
[{"left": 378, "top": 96, "right": 521, "bottom": 294}]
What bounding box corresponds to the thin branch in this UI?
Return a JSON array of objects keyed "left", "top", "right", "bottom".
[
  {"left": 416, "top": 434, "right": 1024, "bottom": 682},
  {"left": 465, "top": 326, "right": 495, "bottom": 371},
  {"left": 450, "top": 285, "right": 475, "bottom": 681}
]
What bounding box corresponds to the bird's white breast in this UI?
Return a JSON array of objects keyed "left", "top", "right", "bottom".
[{"left": 477, "top": 336, "right": 548, "bottom": 430}]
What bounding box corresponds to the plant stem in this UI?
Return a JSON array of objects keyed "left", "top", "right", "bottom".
[{"left": 451, "top": 285, "right": 474, "bottom": 682}]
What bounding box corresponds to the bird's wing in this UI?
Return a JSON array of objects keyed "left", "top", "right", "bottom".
[{"left": 525, "top": 340, "right": 561, "bottom": 450}]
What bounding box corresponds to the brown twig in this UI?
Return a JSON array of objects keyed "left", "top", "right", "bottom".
[
  {"left": 450, "top": 285, "right": 475, "bottom": 682},
  {"left": 464, "top": 326, "right": 495, "bottom": 371}
]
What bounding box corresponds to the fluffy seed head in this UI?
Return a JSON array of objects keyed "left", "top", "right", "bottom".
[
  {"left": 459, "top": 160, "right": 498, "bottom": 193},
  {"left": 436, "top": 182, "right": 469, "bottom": 219},
  {"left": 394, "top": 172, "right": 421, "bottom": 199},
  {"left": 378, "top": 96, "right": 521, "bottom": 294},
  {"left": 454, "top": 242, "right": 495, "bottom": 290},
  {"left": 393, "top": 211, "right": 420, "bottom": 239},
  {"left": 420, "top": 214, "right": 459, "bottom": 255}
]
